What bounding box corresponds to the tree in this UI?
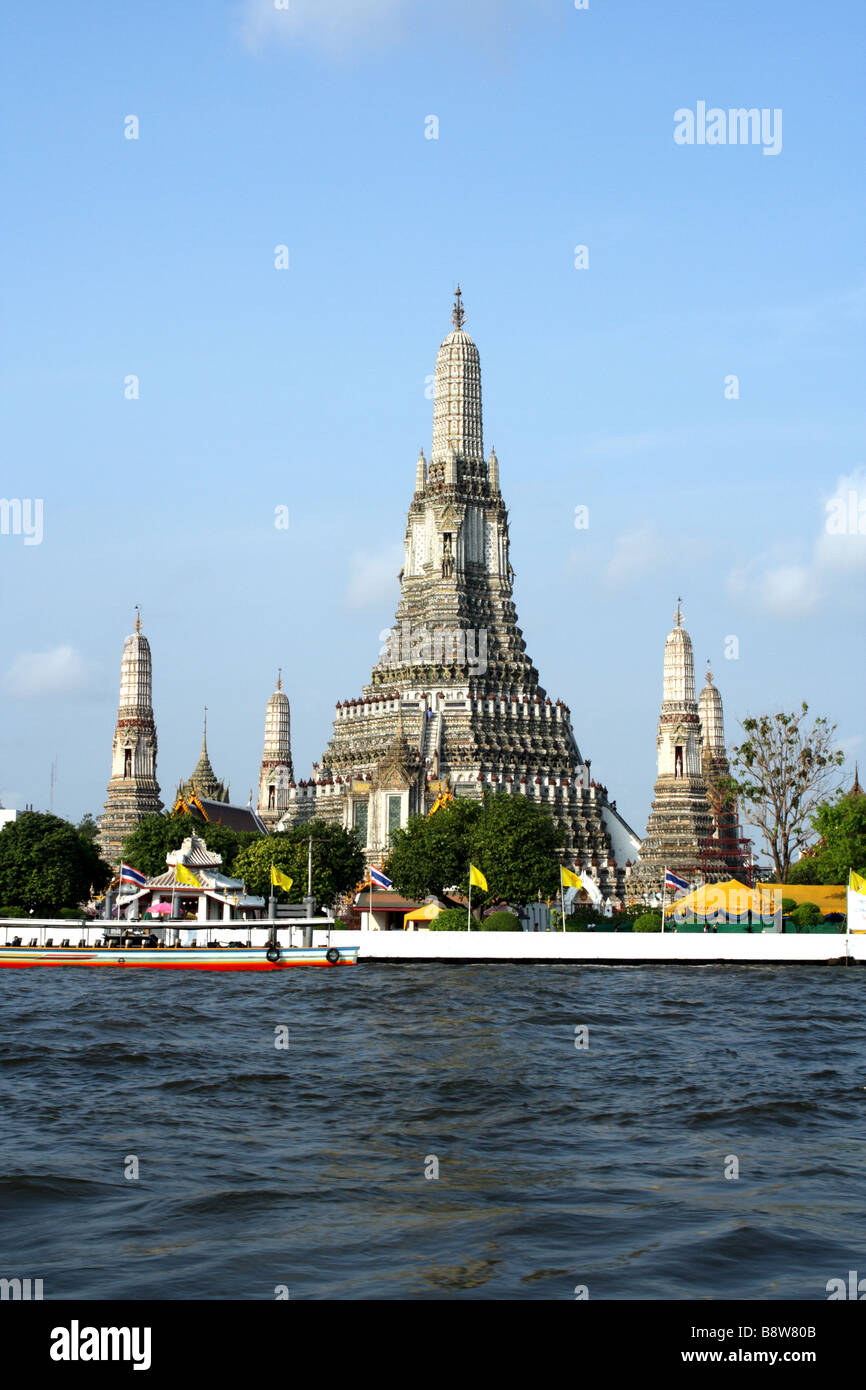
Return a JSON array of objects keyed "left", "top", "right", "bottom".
[
  {"left": 388, "top": 793, "right": 562, "bottom": 908},
  {"left": 231, "top": 820, "right": 365, "bottom": 909},
  {"left": 728, "top": 704, "right": 844, "bottom": 881},
  {"left": 388, "top": 797, "right": 481, "bottom": 901},
  {"left": 468, "top": 793, "right": 562, "bottom": 905},
  {"left": 787, "top": 789, "right": 866, "bottom": 885},
  {"left": 0, "top": 811, "right": 111, "bottom": 914},
  {"left": 77, "top": 812, "right": 100, "bottom": 843}
]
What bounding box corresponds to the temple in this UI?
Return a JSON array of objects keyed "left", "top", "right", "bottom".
[
  {"left": 627, "top": 604, "right": 749, "bottom": 899},
  {"left": 98, "top": 611, "right": 163, "bottom": 862},
  {"left": 275, "top": 290, "right": 637, "bottom": 899}
]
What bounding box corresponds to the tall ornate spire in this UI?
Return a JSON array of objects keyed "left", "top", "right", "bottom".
[
  {"left": 431, "top": 285, "right": 483, "bottom": 465},
  {"left": 257, "top": 673, "right": 294, "bottom": 824},
  {"left": 98, "top": 616, "right": 163, "bottom": 861},
  {"left": 662, "top": 602, "right": 696, "bottom": 706}
]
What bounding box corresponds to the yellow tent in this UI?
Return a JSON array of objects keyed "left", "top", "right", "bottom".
[
  {"left": 664, "top": 879, "right": 768, "bottom": 919},
  {"left": 403, "top": 902, "right": 443, "bottom": 930},
  {"left": 757, "top": 883, "right": 847, "bottom": 916}
]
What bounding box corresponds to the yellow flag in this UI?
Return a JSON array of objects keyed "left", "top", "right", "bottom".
[
  {"left": 175, "top": 862, "right": 200, "bottom": 887},
  {"left": 270, "top": 865, "right": 294, "bottom": 893},
  {"left": 851, "top": 870, "right": 866, "bottom": 895},
  {"left": 469, "top": 864, "right": 488, "bottom": 891},
  {"left": 561, "top": 867, "right": 582, "bottom": 890}
]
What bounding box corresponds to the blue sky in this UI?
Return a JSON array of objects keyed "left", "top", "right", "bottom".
[{"left": 0, "top": 0, "right": 863, "bottom": 846}]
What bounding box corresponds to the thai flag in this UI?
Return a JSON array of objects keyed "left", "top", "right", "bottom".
[
  {"left": 120, "top": 862, "right": 147, "bottom": 888},
  {"left": 665, "top": 868, "right": 689, "bottom": 894},
  {"left": 370, "top": 866, "right": 392, "bottom": 890}
]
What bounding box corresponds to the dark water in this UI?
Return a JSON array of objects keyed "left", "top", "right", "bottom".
[{"left": 1, "top": 964, "right": 865, "bottom": 1300}]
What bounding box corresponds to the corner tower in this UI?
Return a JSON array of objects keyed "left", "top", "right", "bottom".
[
  {"left": 257, "top": 672, "right": 294, "bottom": 825},
  {"left": 98, "top": 610, "right": 163, "bottom": 862},
  {"left": 626, "top": 603, "right": 717, "bottom": 898}
]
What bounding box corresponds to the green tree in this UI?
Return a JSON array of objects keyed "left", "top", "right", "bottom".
[
  {"left": 77, "top": 812, "right": 100, "bottom": 843},
  {"left": 728, "top": 704, "right": 844, "bottom": 881},
  {"left": 0, "top": 811, "right": 111, "bottom": 914},
  {"left": 787, "top": 789, "right": 866, "bottom": 885},
  {"left": 467, "top": 793, "right": 561, "bottom": 905},
  {"left": 388, "top": 798, "right": 482, "bottom": 901},
  {"left": 231, "top": 820, "right": 365, "bottom": 909}
]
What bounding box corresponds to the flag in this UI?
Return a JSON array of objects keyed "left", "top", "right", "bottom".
[
  {"left": 370, "top": 866, "right": 392, "bottom": 890},
  {"left": 664, "top": 868, "right": 689, "bottom": 894},
  {"left": 469, "top": 864, "right": 488, "bottom": 891},
  {"left": 270, "top": 865, "right": 294, "bottom": 893},
  {"left": 175, "top": 862, "right": 200, "bottom": 887},
  {"left": 581, "top": 873, "right": 604, "bottom": 906},
  {"left": 561, "top": 867, "right": 582, "bottom": 890},
  {"left": 120, "top": 862, "right": 146, "bottom": 888},
  {"left": 848, "top": 870, "right": 866, "bottom": 934}
]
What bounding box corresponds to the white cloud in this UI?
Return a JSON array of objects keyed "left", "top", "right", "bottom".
[
  {"left": 604, "top": 523, "right": 660, "bottom": 588},
  {"left": 240, "top": 0, "right": 554, "bottom": 55},
  {"left": 241, "top": 0, "right": 408, "bottom": 54},
  {"left": 345, "top": 544, "right": 403, "bottom": 608},
  {"left": 727, "top": 468, "right": 866, "bottom": 617},
  {"left": 4, "top": 645, "right": 99, "bottom": 699}
]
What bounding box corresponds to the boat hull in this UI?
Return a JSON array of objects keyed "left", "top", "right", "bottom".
[{"left": 0, "top": 946, "right": 358, "bottom": 971}]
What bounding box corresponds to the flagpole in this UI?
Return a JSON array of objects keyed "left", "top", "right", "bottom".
[
  {"left": 467, "top": 869, "right": 472, "bottom": 931},
  {"left": 660, "top": 867, "right": 666, "bottom": 934},
  {"left": 370, "top": 869, "right": 373, "bottom": 933},
  {"left": 560, "top": 868, "right": 566, "bottom": 932}
]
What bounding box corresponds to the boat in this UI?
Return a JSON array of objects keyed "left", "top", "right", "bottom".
[{"left": 0, "top": 925, "right": 358, "bottom": 971}]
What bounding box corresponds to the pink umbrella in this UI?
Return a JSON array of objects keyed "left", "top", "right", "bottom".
[{"left": 145, "top": 902, "right": 173, "bottom": 916}]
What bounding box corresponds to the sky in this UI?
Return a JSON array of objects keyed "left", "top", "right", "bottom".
[{"left": 0, "top": 0, "right": 864, "bottom": 847}]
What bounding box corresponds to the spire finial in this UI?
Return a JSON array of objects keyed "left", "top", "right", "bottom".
[
  {"left": 674, "top": 597, "right": 683, "bottom": 627},
  {"left": 706, "top": 659, "right": 713, "bottom": 685},
  {"left": 202, "top": 705, "right": 208, "bottom": 752},
  {"left": 451, "top": 284, "right": 466, "bottom": 330},
  {"left": 134, "top": 604, "right": 141, "bottom": 633},
  {"left": 276, "top": 668, "right": 282, "bottom": 692}
]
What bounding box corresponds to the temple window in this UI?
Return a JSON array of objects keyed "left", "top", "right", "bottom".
[
  {"left": 268, "top": 784, "right": 275, "bottom": 809},
  {"left": 353, "top": 801, "right": 369, "bottom": 845},
  {"left": 674, "top": 745, "right": 683, "bottom": 778},
  {"left": 388, "top": 795, "right": 402, "bottom": 837},
  {"left": 123, "top": 747, "right": 132, "bottom": 777}
]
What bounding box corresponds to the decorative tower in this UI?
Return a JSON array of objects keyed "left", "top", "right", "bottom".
[
  {"left": 277, "top": 290, "right": 633, "bottom": 896},
  {"left": 98, "top": 610, "right": 163, "bottom": 862},
  {"left": 257, "top": 672, "right": 294, "bottom": 825},
  {"left": 698, "top": 663, "right": 749, "bottom": 877},
  {"left": 626, "top": 604, "right": 718, "bottom": 898},
  {"left": 177, "top": 708, "right": 229, "bottom": 804}
]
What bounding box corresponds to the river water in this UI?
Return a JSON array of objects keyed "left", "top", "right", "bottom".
[{"left": 1, "top": 963, "right": 864, "bottom": 1299}]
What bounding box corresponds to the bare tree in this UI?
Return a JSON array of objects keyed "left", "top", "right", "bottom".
[{"left": 729, "top": 704, "right": 844, "bottom": 881}]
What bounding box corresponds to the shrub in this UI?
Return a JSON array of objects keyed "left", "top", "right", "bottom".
[
  {"left": 57, "top": 907, "right": 87, "bottom": 919},
  {"left": 429, "top": 907, "right": 472, "bottom": 931},
  {"left": 633, "top": 912, "right": 662, "bottom": 933},
  {"left": 781, "top": 898, "right": 798, "bottom": 914},
  {"left": 480, "top": 910, "right": 520, "bottom": 931},
  {"left": 0, "top": 906, "right": 26, "bottom": 918}
]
